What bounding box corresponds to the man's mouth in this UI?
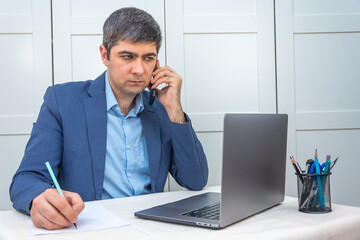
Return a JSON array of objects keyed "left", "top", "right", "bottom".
[{"left": 128, "top": 80, "right": 144, "bottom": 84}]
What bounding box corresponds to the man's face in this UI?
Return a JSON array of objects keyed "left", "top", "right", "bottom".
[{"left": 100, "top": 40, "right": 157, "bottom": 99}]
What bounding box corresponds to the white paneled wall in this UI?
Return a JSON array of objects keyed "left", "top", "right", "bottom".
[
  {"left": 0, "top": 0, "right": 52, "bottom": 210},
  {"left": 165, "top": 0, "right": 276, "bottom": 190},
  {"left": 183, "top": 34, "right": 259, "bottom": 114},
  {"left": 276, "top": 0, "right": 360, "bottom": 205},
  {"left": 197, "top": 132, "right": 223, "bottom": 187},
  {"left": 52, "top": 0, "right": 165, "bottom": 84}
]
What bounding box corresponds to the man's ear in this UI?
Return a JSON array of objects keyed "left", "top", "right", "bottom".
[{"left": 100, "top": 45, "right": 109, "bottom": 66}]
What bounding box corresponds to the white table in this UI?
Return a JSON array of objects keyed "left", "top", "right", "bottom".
[{"left": 1, "top": 186, "right": 360, "bottom": 240}]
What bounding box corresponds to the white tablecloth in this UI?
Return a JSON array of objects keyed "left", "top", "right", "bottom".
[{"left": 1, "top": 186, "right": 360, "bottom": 240}]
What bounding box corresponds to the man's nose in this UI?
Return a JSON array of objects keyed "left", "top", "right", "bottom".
[{"left": 131, "top": 59, "right": 145, "bottom": 75}]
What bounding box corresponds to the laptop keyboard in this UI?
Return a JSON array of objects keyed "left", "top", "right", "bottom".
[{"left": 181, "top": 203, "right": 220, "bottom": 220}]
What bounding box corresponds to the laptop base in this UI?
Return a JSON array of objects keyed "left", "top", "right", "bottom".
[{"left": 135, "top": 192, "right": 221, "bottom": 229}]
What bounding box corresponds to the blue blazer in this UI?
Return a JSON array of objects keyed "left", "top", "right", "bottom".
[{"left": 10, "top": 72, "right": 208, "bottom": 215}]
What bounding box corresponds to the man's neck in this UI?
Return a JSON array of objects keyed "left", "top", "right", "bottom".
[
  {"left": 107, "top": 75, "right": 138, "bottom": 116},
  {"left": 116, "top": 95, "right": 136, "bottom": 116}
]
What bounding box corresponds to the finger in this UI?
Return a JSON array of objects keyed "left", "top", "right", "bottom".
[
  {"left": 152, "top": 76, "right": 174, "bottom": 89},
  {"left": 154, "top": 66, "right": 180, "bottom": 80},
  {"left": 153, "top": 65, "right": 177, "bottom": 76},
  {"left": 47, "top": 191, "right": 78, "bottom": 224},
  {"left": 40, "top": 204, "right": 72, "bottom": 229},
  {"left": 33, "top": 196, "right": 72, "bottom": 228},
  {"left": 152, "top": 72, "right": 178, "bottom": 87},
  {"left": 31, "top": 209, "right": 66, "bottom": 230}
]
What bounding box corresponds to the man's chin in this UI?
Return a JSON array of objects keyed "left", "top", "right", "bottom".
[{"left": 126, "top": 86, "right": 147, "bottom": 96}]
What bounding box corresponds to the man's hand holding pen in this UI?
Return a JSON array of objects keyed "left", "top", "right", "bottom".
[{"left": 30, "top": 189, "right": 84, "bottom": 230}]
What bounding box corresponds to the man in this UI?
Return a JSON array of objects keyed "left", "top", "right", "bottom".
[{"left": 10, "top": 7, "right": 208, "bottom": 230}]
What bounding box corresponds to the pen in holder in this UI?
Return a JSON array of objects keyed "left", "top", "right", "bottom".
[{"left": 296, "top": 172, "right": 332, "bottom": 213}]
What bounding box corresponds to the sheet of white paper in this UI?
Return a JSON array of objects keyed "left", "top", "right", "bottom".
[{"left": 28, "top": 201, "right": 128, "bottom": 235}]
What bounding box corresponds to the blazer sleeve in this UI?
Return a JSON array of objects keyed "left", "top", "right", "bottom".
[
  {"left": 169, "top": 113, "right": 208, "bottom": 190},
  {"left": 9, "top": 87, "right": 63, "bottom": 215}
]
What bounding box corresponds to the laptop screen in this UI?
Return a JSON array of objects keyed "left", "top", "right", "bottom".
[{"left": 220, "top": 114, "right": 288, "bottom": 227}]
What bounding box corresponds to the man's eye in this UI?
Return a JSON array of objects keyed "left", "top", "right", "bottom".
[
  {"left": 144, "top": 56, "right": 154, "bottom": 61},
  {"left": 122, "top": 55, "right": 132, "bottom": 60}
]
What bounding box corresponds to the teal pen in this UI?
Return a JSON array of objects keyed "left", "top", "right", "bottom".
[
  {"left": 322, "top": 156, "right": 331, "bottom": 193},
  {"left": 323, "top": 157, "right": 331, "bottom": 174},
  {"left": 45, "top": 162, "right": 78, "bottom": 229},
  {"left": 314, "top": 150, "right": 325, "bottom": 208}
]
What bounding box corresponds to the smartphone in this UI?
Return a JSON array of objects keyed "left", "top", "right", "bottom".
[{"left": 149, "top": 65, "right": 157, "bottom": 105}]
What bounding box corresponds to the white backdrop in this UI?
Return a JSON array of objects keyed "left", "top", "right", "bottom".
[
  {"left": 0, "top": 0, "right": 52, "bottom": 211},
  {"left": 276, "top": 0, "right": 360, "bottom": 206}
]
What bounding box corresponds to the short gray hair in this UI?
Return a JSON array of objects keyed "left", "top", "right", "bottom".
[{"left": 103, "top": 7, "right": 162, "bottom": 59}]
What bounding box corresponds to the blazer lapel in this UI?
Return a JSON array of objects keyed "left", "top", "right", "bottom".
[
  {"left": 83, "top": 73, "right": 107, "bottom": 200},
  {"left": 140, "top": 103, "right": 161, "bottom": 183}
]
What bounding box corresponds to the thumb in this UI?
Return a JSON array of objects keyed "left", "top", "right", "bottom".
[{"left": 63, "top": 191, "right": 85, "bottom": 215}]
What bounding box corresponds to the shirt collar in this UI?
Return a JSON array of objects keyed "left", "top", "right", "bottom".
[{"left": 105, "top": 71, "right": 144, "bottom": 116}]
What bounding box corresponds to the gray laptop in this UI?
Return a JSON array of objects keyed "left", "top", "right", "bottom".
[{"left": 135, "top": 113, "right": 288, "bottom": 229}]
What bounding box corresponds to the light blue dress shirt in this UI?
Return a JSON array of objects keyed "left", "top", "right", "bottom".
[{"left": 102, "top": 71, "right": 151, "bottom": 199}]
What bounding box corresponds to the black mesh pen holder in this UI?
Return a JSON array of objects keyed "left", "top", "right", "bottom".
[{"left": 296, "top": 172, "right": 332, "bottom": 213}]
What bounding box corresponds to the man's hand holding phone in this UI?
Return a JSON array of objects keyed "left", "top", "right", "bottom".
[{"left": 149, "top": 61, "right": 185, "bottom": 124}]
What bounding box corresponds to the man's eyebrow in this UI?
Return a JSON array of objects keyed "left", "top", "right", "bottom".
[
  {"left": 117, "top": 50, "right": 137, "bottom": 56},
  {"left": 117, "top": 50, "right": 157, "bottom": 58},
  {"left": 143, "top": 52, "right": 157, "bottom": 57}
]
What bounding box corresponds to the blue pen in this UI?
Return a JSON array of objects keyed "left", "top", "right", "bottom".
[
  {"left": 45, "top": 162, "right": 78, "bottom": 229},
  {"left": 314, "top": 150, "right": 325, "bottom": 208},
  {"left": 310, "top": 160, "right": 329, "bottom": 208}
]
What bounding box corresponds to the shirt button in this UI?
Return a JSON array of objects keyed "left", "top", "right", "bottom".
[
  {"left": 124, "top": 119, "right": 127, "bottom": 123},
  {"left": 128, "top": 173, "right": 132, "bottom": 177},
  {"left": 116, "top": 107, "right": 119, "bottom": 111},
  {"left": 127, "top": 145, "right": 131, "bottom": 149}
]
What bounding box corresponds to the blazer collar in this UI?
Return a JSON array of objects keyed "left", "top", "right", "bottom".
[
  {"left": 83, "top": 72, "right": 107, "bottom": 200},
  {"left": 87, "top": 71, "right": 107, "bottom": 97},
  {"left": 139, "top": 97, "right": 162, "bottom": 181}
]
